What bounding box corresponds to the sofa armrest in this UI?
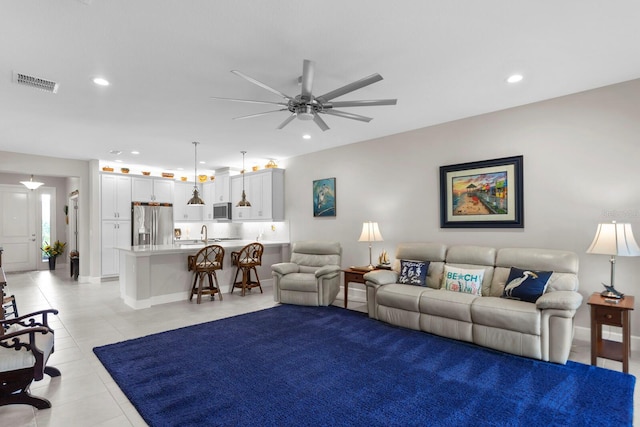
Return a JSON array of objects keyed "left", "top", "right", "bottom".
[
  {"left": 536, "top": 291, "right": 583, "bottom": 311},
  {"left": 271, "top": 262, "right": 300, "bottom": 275},
  {"left": 315, "top": 265, "right": 340, "bottom": 278},
  {"left": 363, "top": 270, "right": 398, "bottom": 286}
]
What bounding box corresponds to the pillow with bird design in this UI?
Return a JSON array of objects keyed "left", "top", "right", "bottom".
[{"left": 502, "top": 267, "right": 553, "bottom": 303}]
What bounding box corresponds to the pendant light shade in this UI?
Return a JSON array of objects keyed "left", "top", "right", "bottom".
[
  {"left": 20, "top": 175, "right": 44, "bottom": 190},
  {"left": 187, "top": 141, "right": 205, "bottom": 206},
  {"left": 236, "top": 151, "right": 251, "bottom": 208}
]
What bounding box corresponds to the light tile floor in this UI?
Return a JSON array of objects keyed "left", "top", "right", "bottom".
[{"left": 0, "top": 269, "right": 637, "bottom": 426}]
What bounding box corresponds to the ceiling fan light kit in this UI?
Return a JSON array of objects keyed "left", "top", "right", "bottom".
[{"left": 211, "top": 59, "right": 397, "bottom": 131}]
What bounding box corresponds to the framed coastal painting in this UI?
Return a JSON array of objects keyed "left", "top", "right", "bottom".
[
  {"left": 313, "top": 177, "right": 336, "bottom": 217},
  {"left": 440, "top": 155, "right": 523, "bottom": 228}
]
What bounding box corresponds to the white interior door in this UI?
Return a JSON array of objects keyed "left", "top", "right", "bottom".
[{"left": 0, "top": 184, "right": 37, "bottom": 272}]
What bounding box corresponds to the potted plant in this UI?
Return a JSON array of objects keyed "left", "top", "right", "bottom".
[{"left": 42, "top": 240, "right": 66, "bottom": 270}]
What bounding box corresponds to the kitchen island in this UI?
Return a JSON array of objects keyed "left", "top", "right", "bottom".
[{"left": 118, "top": 240, "right": 289, "bottom": 309}]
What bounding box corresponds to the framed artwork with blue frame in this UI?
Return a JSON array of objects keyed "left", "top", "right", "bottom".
[{"left": 313, "top": 178, "right": 336, "bottom": 217}]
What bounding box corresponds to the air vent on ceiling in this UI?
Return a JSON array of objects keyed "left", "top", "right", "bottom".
[{"left": 13, "top": 71, "right": 59, "bottom": 93}]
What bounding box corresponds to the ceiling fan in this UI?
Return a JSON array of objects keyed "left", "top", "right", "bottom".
[{"left": 211, "top": 59, "right": 397, "bottom": 131}]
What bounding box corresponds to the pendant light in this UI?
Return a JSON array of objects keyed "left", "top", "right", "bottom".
[
  {"left": 20, "top": 175, "right": 44, "bottom": 190},
  {"left": 187, "top": 141, "right": 205, "bottom": 206},
  {"left": 236, "top": 151, "right": 251, "bottom": 208}
]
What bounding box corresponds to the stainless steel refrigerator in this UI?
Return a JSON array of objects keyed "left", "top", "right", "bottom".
[{"left": 131, "top": 202, "right": 174, "bottom": 246}]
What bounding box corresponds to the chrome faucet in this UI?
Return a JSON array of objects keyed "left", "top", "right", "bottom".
[{"left": 201, "top": 225, "right": 208, "bottom": 243}]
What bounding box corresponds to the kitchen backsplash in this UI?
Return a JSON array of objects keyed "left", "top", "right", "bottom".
[{"left": 174, "top": 220, "right": 290, "bottom": 242}]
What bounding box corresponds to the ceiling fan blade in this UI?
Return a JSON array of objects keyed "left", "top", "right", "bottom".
[
  {"left": 210, "top": 96, "right": 288, "bottom": 106},
  {"left": 313, "top": 113, "right": 330, "bottom": 132},
  {"left": 231, "top": 70, "right": 293, "bottom": 101},
  {"left": 277, "top": 113, "right": 297, "bottom": 130},
  {"left": 330, "top": 99, "right": 397, "bottom": 108},
  {"left": 315, "top": 73, "right": 383, "bottom": 102},
  {"left": 301, "top": 59, "right": 315, "bottom": 100},
  {"left": 322, "top": 109, "right": 372, "bottom": 123},
  {"left": 233, "top": 109, "right": 287, "bottom": 120}
]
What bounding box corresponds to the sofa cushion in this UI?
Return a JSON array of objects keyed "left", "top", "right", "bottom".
[
  {"left": 398, "top": 260, "right": 429, "bottom": 286},
  {"left": 442, "top": 265, "right": 484, "bottom": 295},
  {"left": 278, "top": 273, "right": 317, "bottom": 292},
  {"left": 471, "top": 296, "right": 541, "bottom": 336},
  {"left": 502, "top": 267, "right": 552, "bottom": 303},
  {"left": 377, "top": 284, "right": 428, "bottom": 312},
  {"left": 419, "top": 289, "right": 477, "bottom": 323}
]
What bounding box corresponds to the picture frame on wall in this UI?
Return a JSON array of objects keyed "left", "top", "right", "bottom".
[
  {"left": 440, "top": 155, "right": 524, "bottom": 228},
  {"left": 313, "top": 177, "right": 336, "bottom": 217}
]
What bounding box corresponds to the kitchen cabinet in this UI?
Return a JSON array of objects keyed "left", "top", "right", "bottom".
[
  {"left": 230, "top": 168, "right": 284, "bottom": 221},
  {"left": 101, "top": 174, "right": 131, "bottom": 220},
  {"left": 214, "top": 171, "right": 231, "bottom": 203},
  {"left": 131, "top": 177, "right": 174, "bottom": 203},
  {"left": 101, "top": 220, "right": 131, "bottom": 277},
  {"left": 202, "top": 182, "right": 216, "bottom": 220},
  {"left": 174, "top": 182, "right": 203, "bottom": 221}
]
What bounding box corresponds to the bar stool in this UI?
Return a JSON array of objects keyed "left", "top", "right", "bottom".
[
  {"left": 231, "top": 242, "right": 264, "bottom": 296},
  {"left": 1, "top": 267, "right": 18, "bottom": 320},
  {"left": 188, "top": 245, "right": 224, "bottom": 304}
]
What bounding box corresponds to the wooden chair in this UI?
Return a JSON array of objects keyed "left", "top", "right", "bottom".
[
  {"left": 231, "top": 242, "right": 264, "bottom": 296},
  {"left": 1, "top": 266, "right": 18, "bottom": 320},
  {"left": 188, "top": 245, "right": 224, "bottom": 304},
  {"left": 0, "top": 309, "right": 61, "bottom": 409}
]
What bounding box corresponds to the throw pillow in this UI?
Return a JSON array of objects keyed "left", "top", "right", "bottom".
[
  {"left": 502, "top": 267, "right": 552, "bottom": 303},
  {"left": 442, "top": 265, "right": 484, "bottom": 295},
  {"left": 398, "top": 259, "right": 429, "bottom": 286}
]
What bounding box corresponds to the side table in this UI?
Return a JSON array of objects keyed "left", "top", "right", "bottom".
[
  {"left": 342, "top": 267, "right": 390, "bottom": 309},
  {"left": 588, "top": 292, "right": 634, "bottom": 373}
]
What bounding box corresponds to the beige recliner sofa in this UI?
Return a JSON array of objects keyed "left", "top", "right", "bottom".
[
  {"left": 364, "top": 243, "right": 582, "bottom": 364},
  {"left": 272, "top": 241, "right": 342, "bottom": 306}
]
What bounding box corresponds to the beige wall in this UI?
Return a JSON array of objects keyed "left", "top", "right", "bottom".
[{"left": 281, "top": 78, "right": 640, "bottom": 332}]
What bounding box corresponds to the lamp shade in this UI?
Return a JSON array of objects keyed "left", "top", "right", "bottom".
[
  {"left": 358, "top": 221, "right": 384, "bottom": 242},
  {"left": 586, "top": 222, "right": 640, "bottom": 257}
]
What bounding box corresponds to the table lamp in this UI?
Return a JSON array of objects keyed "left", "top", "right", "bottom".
[
  {"left": 586, "top": 221, "right": 640, "bottom": 299},
  {"left": 358, "top": 221, "right": 384, "bottom": 270}
]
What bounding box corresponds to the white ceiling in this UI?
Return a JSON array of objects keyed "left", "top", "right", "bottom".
[{"left": 2, "top": 0, "right": 640, "bottom": 174}]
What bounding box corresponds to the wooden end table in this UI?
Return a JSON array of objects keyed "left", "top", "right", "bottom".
[
  {"left": 342, "top": 267, "right": 391, "bottom": 309},
  {"left": 588, "top": 292, "right": 634, "bottom": 373}
]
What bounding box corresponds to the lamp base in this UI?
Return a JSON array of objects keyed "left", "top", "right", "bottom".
[{"left": 601, "top": 290, "right": 624, "bottom": 299}]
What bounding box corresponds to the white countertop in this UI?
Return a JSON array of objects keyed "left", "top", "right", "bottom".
[{"left": 117, "top": 240, "right": 289, "bottom": 256}]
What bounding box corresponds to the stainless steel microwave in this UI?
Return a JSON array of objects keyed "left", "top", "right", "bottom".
[{"left": 213, "top": 202, "right": 232, "bottom": 220}]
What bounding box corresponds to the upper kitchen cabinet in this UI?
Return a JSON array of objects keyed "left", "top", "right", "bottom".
[
  {"left": 101, "top": 174, "right": 132, "bottom": 220},
  {"left": 131, "top": 177, "right": 174, "bottom": 203},
  {"left": 231, "top": 168, "right": 284, "bottom": 221},
  {"left": 174, "top": 182, "right": 203, "bottom": 221},
  {"left": 214, "top": 169, "right": 232, "bottom": 203}
]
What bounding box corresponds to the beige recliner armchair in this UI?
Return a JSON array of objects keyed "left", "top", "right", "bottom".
[{"left": 272, "top": 241, "right": 342, "bottom": 306}]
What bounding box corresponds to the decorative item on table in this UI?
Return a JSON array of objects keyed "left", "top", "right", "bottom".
[
  {"left": 357, "top": 221, "right": 384, "bottom": 270},
  {"left": 198, "top": 175, "right": 207, "bottom": 183},
  {"left": 42, "top": 240, "right": 66, "bottom": 270},
  {"left": 586, "top": 221, "right": 640, "bottom": 299},
  {"left": 161, "top": 172, "right": 174, "bottom": 178},
  {"left": 102, "top": 166, "right": 114, "bottom": 172},
  {"left": 120, "top": 168, "right": 129, "bottom": 174},
  {"left": 377, "top": 249, "right": 390, "bottom": 267},
  {"left": 142, "top": 171, "right": 151, "bottom": 176},
  {"left": 180, "top": 176, "right": 187, "bottom": 182},
  {"left": 265, "top": 159, "right": 277, "bottom": 168},
  {"left": 174, "top": 228, "right": 182, "bottom": 239}
]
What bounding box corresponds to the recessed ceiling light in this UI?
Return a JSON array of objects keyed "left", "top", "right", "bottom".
[
  {"left": 506, "top": 74, "right": 523, "bottom": 84},
  {"left": 131, "top": 150, "right": 140, "bottom": 155},
  {"left": 199, "top": 161, "right": 206, "bottom": 164},
  {"left": 115, "top": 159, "right": 123, "bottom": 163},
  {"left": 93, "top": 77, "right": 110, "bottom": 86},
  {"left": 177, "top": 167, "right": 184, "bottom": 171},
  {"left": 302, "top": 134, "right": 311, "bottom": 140},
  {"left": 109, "top": 150, "right": 122, "bottom": 155}
]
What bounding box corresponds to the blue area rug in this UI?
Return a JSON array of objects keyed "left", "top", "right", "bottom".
[{"left": 94, "top": 305, "right": 635, "bottom": 426}]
